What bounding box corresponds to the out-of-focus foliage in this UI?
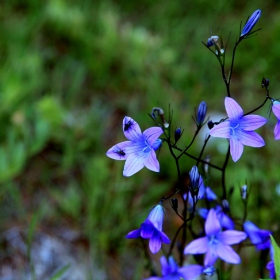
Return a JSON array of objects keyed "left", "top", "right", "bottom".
[{"left": 0, "top": 0, "right": 280, "bottom": 279}]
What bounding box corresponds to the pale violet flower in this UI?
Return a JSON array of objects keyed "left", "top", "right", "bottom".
[
  {"left": 184, "top": 209, "right": 247, "bottom": 266},
  {"left": 271, "top": 100, "right": 280, "bottom": 140},
  {"left": 106, "top": 116, "right": 163, "bottom": 177},
  {"left": 209, "top": 97, "right": 267, "bottom": 162},
  {"left": 126, "top": 205, "right": 170, "bottom": 254},
  {"left": 144, "top": 256, "right": 205, "bottom": 280}
]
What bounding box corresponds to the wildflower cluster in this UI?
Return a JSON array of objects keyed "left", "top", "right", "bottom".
[{"left": 106, "top": 9, "right": 280, "bottom": 280}]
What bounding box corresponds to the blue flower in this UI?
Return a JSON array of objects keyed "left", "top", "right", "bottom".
[
  {"left": 241, "top": 9, "right": 262, "bottom": 37},
  {"left": 184, "top": 209, "right": 247, "bottom": 266},
  {"left": 126, "top": 205, "right": 170, "bottom": 254},
  {"left": 144, "top": 256, "right": 204, "bottom": 280},
  {"left": 209, "top": 97, "right": 267, "bottom": 162},
  {"left": 244, "top": 220, "right": 272, "bottom": 250},
  {"left": 106, "top": 116, "right": 163, "bottom": 177}
]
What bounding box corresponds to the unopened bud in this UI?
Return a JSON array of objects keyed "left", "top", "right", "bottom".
[
  {"left": 189, "top": 166, "right": 200, "bottom": 192},
  {"left": 241, "top": 185, "right": 248, "bottom": 200},
  {"left": 222, "top": 199, "right": 230, "bottom": 213},
  {"left": 196, "top": 101, "right": 207, "bottom": 126},
  {"left": 208, "top": 120, "right": 214, "bottom": 129},
  {"left": 174, "top": 127, "right": 183, "bottom": 143},
  {"left": 241, "top": 9, "right": 262, "bottom": 37},
  {"left": 262, "top": 77, "right": 269, "bottom": 89}
]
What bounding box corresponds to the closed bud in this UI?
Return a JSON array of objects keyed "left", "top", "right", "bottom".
[
  {"left": 189, "top": 166, "right": 200, "bottom": 192},
  {"left": 196, "top": 101, "right": 207, "bottom": 126},
  {"left": 208, "top": 120, "right": 214, "bottom": 129},
  {"left": 241, "top": 185, "right": 248, "bottom": 200},
  {"left": 206, "top": 36, "right": 219, "bottom": 47},
  {"left": 241, "top": 9, "right": 261, "bottom": 37},
  {"left": 152, "top": 139, "right": 162, "bottom": 151},
  {"left": 222, "top": 199, "right": 230, "bottom": 213},
  {"left": 174, "top": 127, "right": 183, "bottom": 143},
  {"left": 203, "top": 266, "right": 216, "bottom": 276},
  {"left": 262, "top": 77, "right": 269, "bottom": 89},
  {"left": 171, "top": 198, "right": 178, "bottom": 212}
]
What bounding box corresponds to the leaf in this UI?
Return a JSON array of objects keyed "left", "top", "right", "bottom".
[
  {"left": 270, "top": 235, "right": 280, "bottom": 279},
  {"left": 49, "top": 264, "right": 70, "bottom": 280}
]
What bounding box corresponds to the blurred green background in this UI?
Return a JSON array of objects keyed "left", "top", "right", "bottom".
[{"left": 0, "top": 0, "right": 280, "bottom": 279}]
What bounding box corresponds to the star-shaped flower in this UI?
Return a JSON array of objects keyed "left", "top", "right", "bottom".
[
  {"left": 126, "top": 205, "right": 170, "bottom": 254},
  {"left": 209, "top": 97, "right": 267, "bottom": 162},
  {"left": 271, "top": 100, "right": 280, "bottom": 140},
  {"left": 106, "top": 116, "right": 163, "bottom": 177},
  {"left": 184, "top": 209, "right": 247, "bottom": 266},
  {"left": 144, "top": 256, "right": 205, "bottom": 280}
]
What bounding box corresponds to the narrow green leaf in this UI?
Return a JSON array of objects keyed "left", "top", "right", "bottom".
[
  {"left": 49, "top": 264, "right": 70, "bottom": 280},
  {"left": 270, "top": 235, "right": 280, "bottom": 279}
]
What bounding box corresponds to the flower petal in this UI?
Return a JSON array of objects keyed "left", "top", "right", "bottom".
[
  {"left": 235, "top": 130, "right": 265, "bottom": 147},
  {"left": 225, "top": 97, "right": 243, "bottom": 120},
  {"left": 179, "top": 265, "right": 204, "bottom": 280},
  {"left": 239, "top": 115, "right": 267, "bottom": 131},
  {"left": 143, "top": 127, "right": 163, "bottom": 147},
  {"left": 204, "top": 248, "right": 218, "bottom": 266},
  {"left": 209, "top": 121, "right": 230, "bottom": 138},
  {"left": 106, "top": 141, "right": 135, "bottom": 160},
  {"left": 229, "top": 137, "right": 244, "bottom": 162},
  {"left": 216, "top": 244, "right": 241, "bottom": 264},
  {"left": 274, "top": 121, "right": 280, "bottom": 140},
  {"left": 141, "top": 220, "right": 155, "bottom": 238},
  {"left": 160, "top": 231, "right": 170, "bottom": 244},
  {"left": 123, "top": 116, "right": 142, "bottom": 141},
  {"left": 123, "top": 153, "right": 146, "bottom": 177},
  {"left": 205, "top": 209, "right": 221, "bottom": 235},
  {"left": 219, "top": 230, "right": 247, "bottom": 245},
  {"left": 184, "top": 237, "right": 208, "bottom": 254},
  {"left": 272, "top": 102, "right": 280, "bottom": 119},
  {"left": 149, "top": 230, "right": 162, "bottom": 254},
  {"left": 144, "top": 150, "right": 160, "bottom": 172},
  {"left": 160, "top": 256, "right": 171, "bottom": 277},
  {"left": 126, "top": 228, "right": 141, "bottom": 238}
]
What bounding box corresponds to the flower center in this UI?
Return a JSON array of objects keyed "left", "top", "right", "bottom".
[
  {"left": 208, "top": 234, "right": 219, "bottom": 246},
  {"left": 142, "top": 140, "right": 151, "bottom": 153},
  {"left": 230, "top": 121, "right": 239, "bottom": 136}
]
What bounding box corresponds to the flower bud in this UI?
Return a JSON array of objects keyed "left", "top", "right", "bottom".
[
  {"left": 222, "top": 199, "right": 230, "bottom": 213},
  {"left": 171, "top": 198, "right": 178, "bottom": 212},
  {"left": 240, "top": 185, "right": 248, "bottom": 200},
  {"left": 203, "top": 266, "right": 216, "bottom": 276},
  {"left": 206, "top": 36, "right": 219, "bottom": 47},
  {"left": 189, "top": 166, "right": 200, "bottom": 192},
  {"left": 196, "top": 101, "right": 207, "bottom": 126},
  {"left": 241, "top": 9, "right": 261, "bottom": 37},
  {"left": 152, "top": 139, "right": 162, "bottom": 151},
  {"left": 174, "top": 127, "right": 183, "bottom": 143},
  {"left": 262, "top": 77, "right": 269, "bottom": 89}
]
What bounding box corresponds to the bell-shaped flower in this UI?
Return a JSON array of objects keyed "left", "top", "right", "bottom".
[
  {"left": 196, "top": 101, "right": 207, "bottom": 126},
  {"left": 209, "top": 97, "right": 267, "bottom": 162},
  {"left": 184, "top": 209, "right": 247, "bottom": 266},
  {"left": 271, "top": 100, "right": 280, "bottom": 140},
  {"left": 126, "top": 205, "right": 170, "bottom": 254},
  {"left": 241, "top": 9, "right": 262, "bottom": 37},
  {"left": 244, "top": 220, "right": 272, "bottom": 250},
  {"left": 144, "top": 256, "right": 205, "bottom": 280},
  {"left": 106, "top": 116, "right": 163, "bottom": 176}
]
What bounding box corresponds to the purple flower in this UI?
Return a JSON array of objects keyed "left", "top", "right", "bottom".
[
  {"left": 271, "top": 100, "right": 280, "bottom": 140},
  {"left": 126, "top": 205, "right": 170, "bottom": 254},
  {"left": 144, "top": 256, "right": 204, "bottom": 280},
  {"left": 184, "top": 209, "right": 247, "bottom": 266},
  {"left": 266, "top": 260, "right": 275, "bottom": 279},
  {"left": 106, "top": 116, "right": 163, "bottom": 177},
  {"left": 198, "top": 205, "right": 234, "bottom": 230},
  {"left": 241, "top": 9, "right": 262, "bottom": 37},
  {"left": 244, "top": 221, "right": 272, "bottom": 250},
  {"left": 209, "top": 97, "right": 267, "bottom": 162}
]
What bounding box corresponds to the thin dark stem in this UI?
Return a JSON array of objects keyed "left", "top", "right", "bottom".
[
  {"left": 196, "top": 135, "right": 211, "bottom": 166},
  {"left": 178, "top": 128, "right": 200, "bottom": 160},
  {"left": 243, "top": 96, "right": 269, "bottom": 116}
]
